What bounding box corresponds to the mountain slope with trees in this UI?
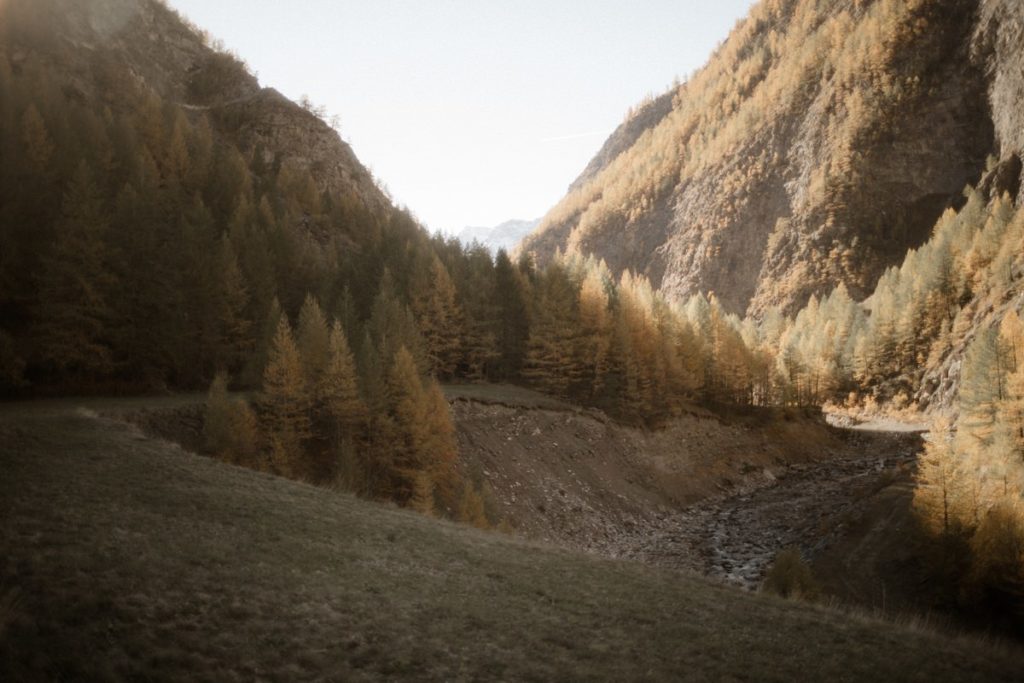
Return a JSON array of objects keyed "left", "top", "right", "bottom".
[{"left": 522, "top": 0, "right": 1023, "bottom": 317}]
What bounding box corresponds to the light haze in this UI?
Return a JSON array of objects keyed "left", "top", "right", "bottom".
[{"left": 166, "top": 0, "right": 756, "bottom": 234}]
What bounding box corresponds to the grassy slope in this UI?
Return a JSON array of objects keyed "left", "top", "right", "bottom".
[{"left": 0, "top": 403, "right": 1020, "bottom": 681}]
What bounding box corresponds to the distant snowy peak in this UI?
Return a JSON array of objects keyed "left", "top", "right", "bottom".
[{"left": 456, "top": 218, "right": 540, "bottom": 254}]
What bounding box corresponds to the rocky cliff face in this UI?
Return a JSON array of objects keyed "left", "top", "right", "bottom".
[
  {"left": 20, "top": 0, "right": 389, "bottom": 218},
  {"left": 974, "top": 0, "right": 1024, "bottom": 197},
  {"left": 522, "top": 0, "right": 1022, "bottom": 317}
]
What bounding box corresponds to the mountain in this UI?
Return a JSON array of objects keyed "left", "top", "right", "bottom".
[
  {"left": 0, "top": 0, "right": 431, "bottom": 392},
  {"left": 456, "top": 218, "right": 539, "bottom": 254},
  {"left": 521, "top": 0, "right": 1024, "bottom": 316},
  {"left": 3, "top": 0, "right": 390, "bottom": 215}
]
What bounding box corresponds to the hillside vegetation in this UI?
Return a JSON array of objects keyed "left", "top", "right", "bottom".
[
  {"left": 522, "top": 0, "right": 1022, "bottom": 317},
  {"left": 1, "top": 403, "right": 1021, "bottom": 681}
]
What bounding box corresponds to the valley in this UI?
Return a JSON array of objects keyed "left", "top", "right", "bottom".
[
  {"left": 109, "top": 389, "right": 930, "bottom": 614},
  {"left": 1, "top": 398, "right": 1019, "bottom": 681},
  {"left": 3, "top": 0, "right": 1024, "bottom": 678}
]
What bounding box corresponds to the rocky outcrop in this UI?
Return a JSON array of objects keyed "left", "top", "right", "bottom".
[
  {"left": 33, "top": 0, "right": 389, "bottom": 218},
  {"left": 973, "top": 0, "right": 1024, "bottom": 202},
  {"left": 523, "top": 0, "right": 1021, "bottom": 317}
]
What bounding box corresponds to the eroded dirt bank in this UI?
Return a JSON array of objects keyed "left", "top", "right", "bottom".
[
  {"left": 451, "top": 389, "right": 922, "bottom": 594},
  {"left": 452, "top": 395, "right": 925, "bottom": 598},
  {"left": 103, "top": 389, "right": 925, "bottom": 599}
]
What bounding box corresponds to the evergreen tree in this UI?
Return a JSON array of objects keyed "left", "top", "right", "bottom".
[
  {"left": 33, "top": 162, "right": 114, "bottom": 379},
  {"left": 914, "top": 418, "right": 968, "bottom": 536},
  {"left": 411, "top": 255, "right": 462, "bottom": 379},
  {"left": 367, "top": 271, "right": 428, "bottom": 375},
  {"left": 959, "top": 328, "right": 1009, "bottom": 451},
  {"left": 386, "top": 346, "right": 430, "bottom": 505},
  {"left": 1000, "top": 312, "right": 1024, "bottom": 464},
  {"left": 319, "top": 321, "right": 366, "bottom": 432},
  {"left": 523, "top": 264, "right": 579, "bottom": 397},
  {"left": 381, "top": 345, "right": 461, "bottom": 509},
  {"left": 260, "top": 316, "right": 311, "bottom": 477},
  {"left": 214, "top": 233, "right": 251, "bottom": 373},
  {"left": 576, "top": 267, "right": 611, "bottom": 398},
  {"left": 409, "top": 470, "right": 435, "bottom": 516},
  {"left": 243, "top": 297, "right": 283, "bottom": 388},
  {"left": 491, "top": 249, "right": 530, "bottom": 380},
  {"left": 296, "top": 293, "right": 330, "bottom": 385}
]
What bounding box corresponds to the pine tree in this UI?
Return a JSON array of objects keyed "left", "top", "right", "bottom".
[
  {"left": 411, "top": 256, "right": 462, "bottom": 379},
  {"left": 577, "top": 268, "right": 611, "bottom": 398},
  {"left": 367, "top": 272, "right": 428, "bottom": 375},
  {"left": 959, "top": 328, "right": 1009, "bottom": 451},
  {"left": 260, "top": 316, "right": 311, "bottom": 478},
  {"left": 214, "top": 233, "right": 251, "bottom": 372},
  {"left": 386, "top": 346, "right": 429, "bottom": 504},
  {"left": 964, "top": 501, "right": 1024, "bottom": 611},
  {"left": 354, "top": 327, "right": 385, "bottom": 409},
  {"left": 243, "top": 297, "right": 283, "bottom": 388},
  {"left": 914, "top": 418, "right": 968, "bottom": 536},
  {"left": 378, "top": 343, "right": 461, "bottom": 509},
  {"left": 453, "top": 245, "right": 499, "bottom": 380},
  {"left": 319, "top": 321, "right": 366, "bottom": 438},
  {"left": 419, "top": 380, "right": 460, "bottom": 507},
  {"left": 409, "top": 470, "right": 435, "bottom": 516},
  {"left": 34, "top": 162, "right": 114, "bottom": 380},
  {"left": 523, "top": 264, "right": 579, "bottom": 397},
  {"left": 1000, "top": 312, "right": 1024, "bottom": 465},
  {"left": 296, "top": 293, "right": 330, "bottom": 385},
  {"left": 491, "top": 249, "right": 530, "bottom": 380}
]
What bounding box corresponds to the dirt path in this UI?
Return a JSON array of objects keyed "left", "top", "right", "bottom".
[{"left": 613, "top": 429, "right": 922, "bottom": 590}]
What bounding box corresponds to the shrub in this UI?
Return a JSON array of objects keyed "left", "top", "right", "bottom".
[
  {"left": 203, "top": 373, "right": 261, "bottom": 467},
  {"left": 962, "top": 502, "right": 1024, "bottom": 614},
  {"left": 762, "top": 547, "right": 820, "bottom": 601}
]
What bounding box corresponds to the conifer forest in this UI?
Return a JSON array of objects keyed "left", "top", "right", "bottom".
[{"left": 3, "top": 0, "right": 1024, "bottom": 679}]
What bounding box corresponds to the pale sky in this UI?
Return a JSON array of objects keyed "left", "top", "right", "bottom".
[{"left": 166, "top": 0, "right": 756, "bottom": 234}]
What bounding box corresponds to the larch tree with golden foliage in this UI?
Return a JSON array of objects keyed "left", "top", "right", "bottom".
[
  {"left": 576, "top": 267, "right": 612, "bottom": 399},
  {"left": 385, "top": 346, "right": 431, "bottom": 505},
  {"left": 260, "top": 316, "right": 311, "bottom": 478},
  {"left": 914, "top": 418, "right": 969, "bottom": 537},
  {"left": 412, "top": 256, "right": 462, "bottom": 379},
  {"left": 385, "top": 346, "right": 460, "bottom": 512},
  {"left": 296, "top": 293, "right": 330, "bottom": 385},
  {"left": 317, "top": 321, "right": 366, "bottom": 485}
]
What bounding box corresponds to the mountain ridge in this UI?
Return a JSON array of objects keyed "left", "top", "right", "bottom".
[
  {"left": 456, "top": 218, "right": 539, "bottom": 254},
  {"left": 522, "top": 0, "right": 1024, "bottom": 317}
]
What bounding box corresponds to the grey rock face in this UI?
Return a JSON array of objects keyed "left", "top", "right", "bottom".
[{"left": 524, "top": 0, "right": 1022, "bottom": 317}]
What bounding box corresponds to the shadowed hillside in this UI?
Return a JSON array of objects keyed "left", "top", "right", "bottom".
[{"left": 1, "top": 402, "right": 1020, "bottom": 681}]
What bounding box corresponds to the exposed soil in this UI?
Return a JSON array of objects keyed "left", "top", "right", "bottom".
[
  {"left": 105, "top": 387, "right": 930, "bottom": 609},
  {"left": 451, "top": 388, "right": 925, "bottom": 599}
]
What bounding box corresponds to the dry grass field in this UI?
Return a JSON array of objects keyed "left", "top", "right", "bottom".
[{"left": 1, "top": 400, "right": 1020, "bottom": 681}]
